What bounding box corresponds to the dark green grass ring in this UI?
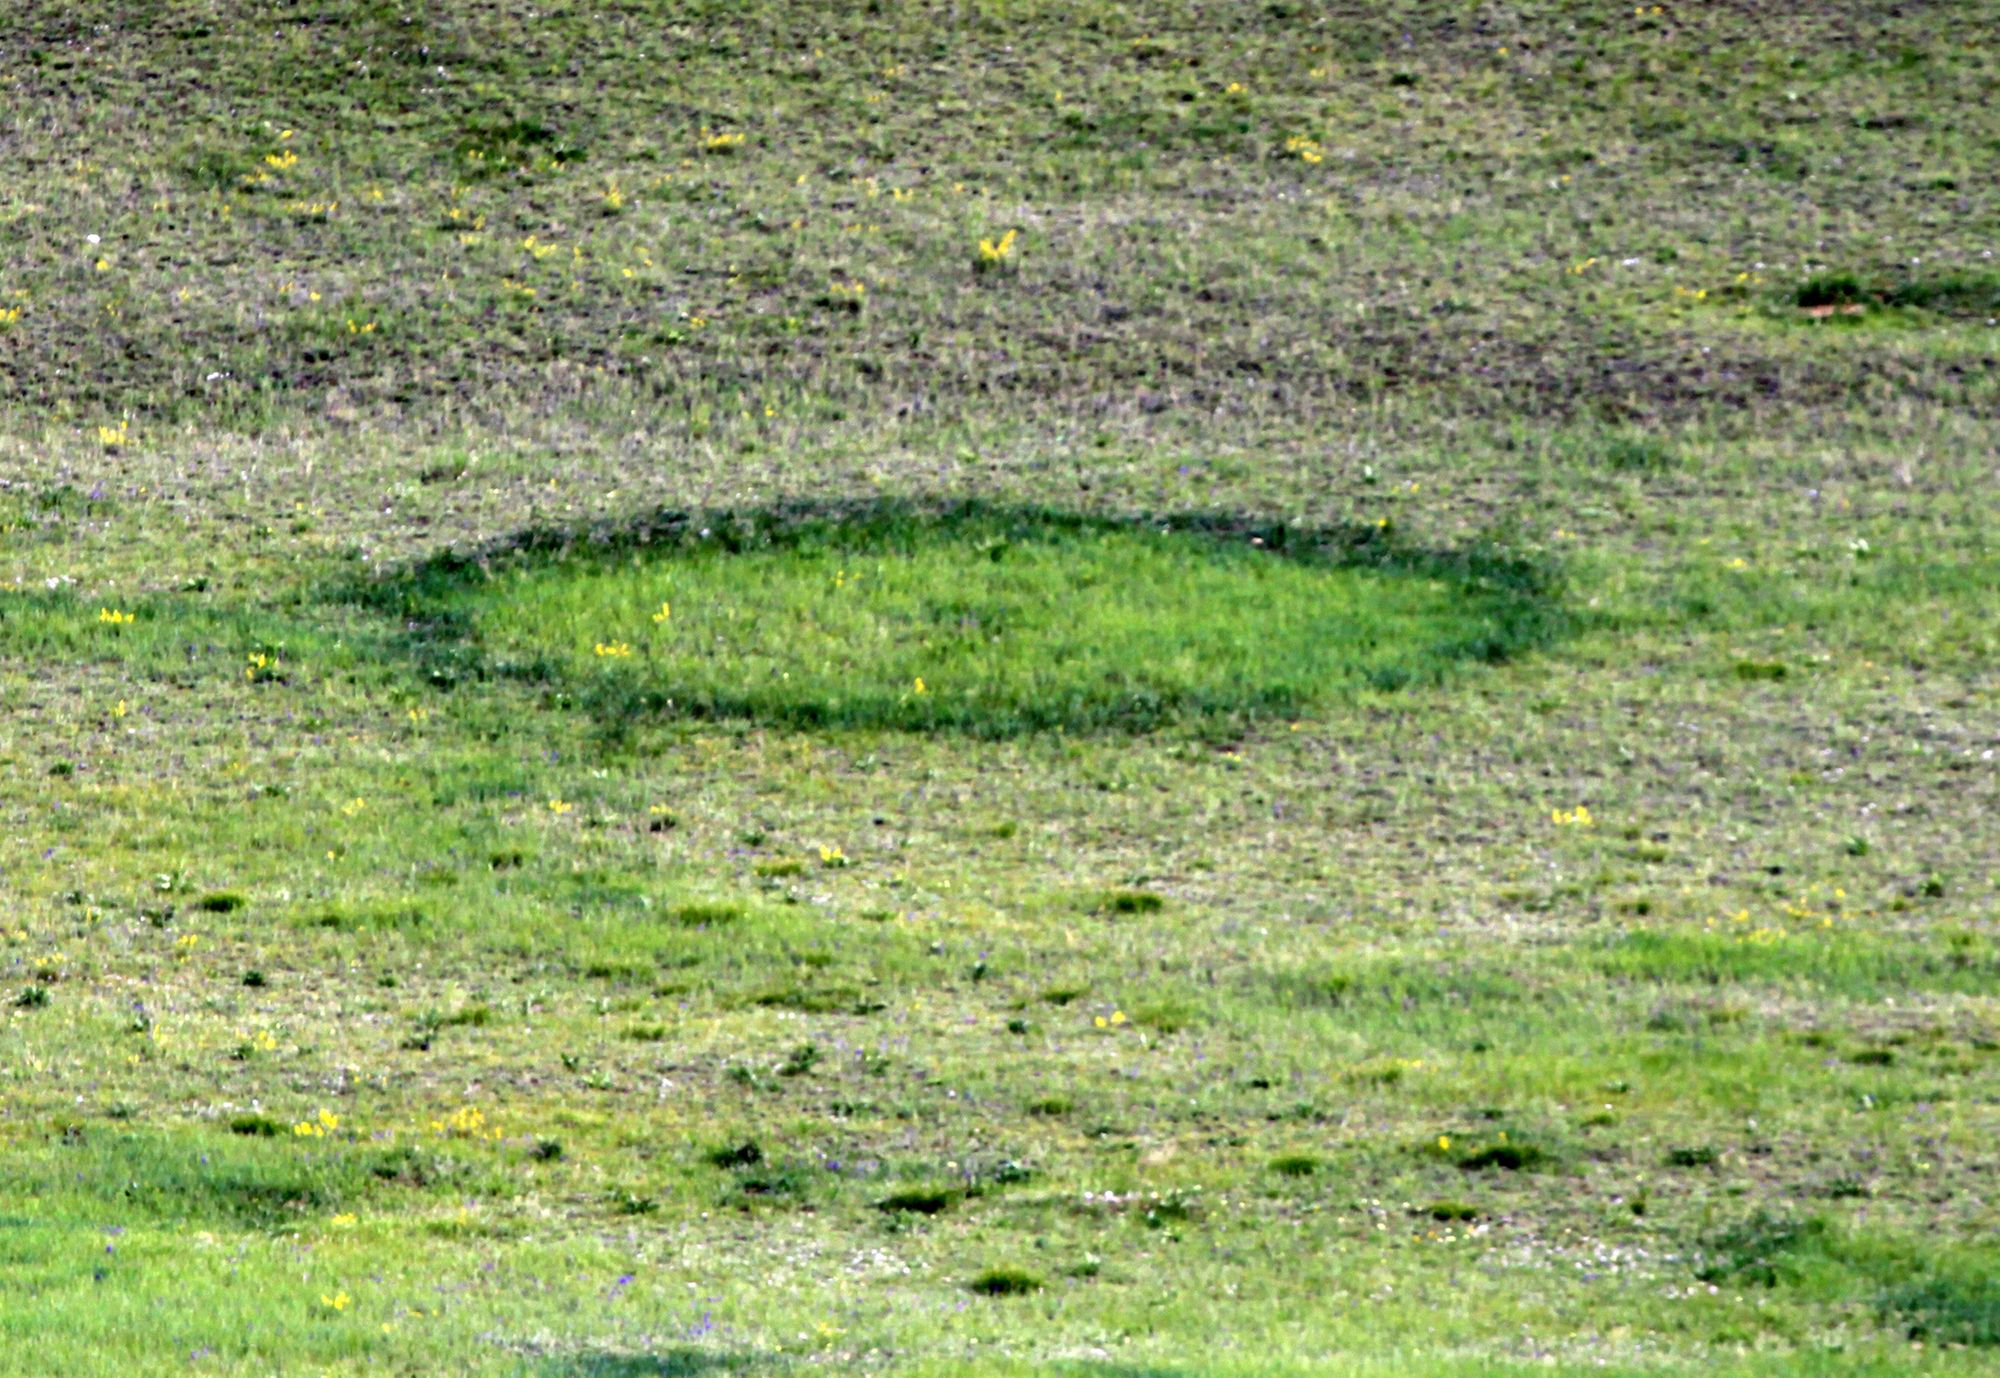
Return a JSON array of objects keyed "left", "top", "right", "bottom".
[{"left": 365, "top": 501, "right": 1565, "bottom": 736}]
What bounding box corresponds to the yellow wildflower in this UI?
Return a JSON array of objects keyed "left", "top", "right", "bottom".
[{"left": 977, "top": 228, "right": 1019, "bottom": 263}]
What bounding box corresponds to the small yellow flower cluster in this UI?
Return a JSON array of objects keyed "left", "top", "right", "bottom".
[
  {"left": 701, "top": 128, "right": 745, "bottom": 153},
  {"left": 320, "top": 1290, "right": 350, "bottom": 1311},
  {"left": 265, "top": 149, "right": 299, "bottom": 171},
  {"left": 97, "top": 418, "right": 131, "bottom": 447},
  {"left": 99, "top": 607, "right": 135, "bottom": 625},
  {"left": 1550, "top": 804, "right": 1594, "bottom": 827},
  {"left": 294, "top": 1108, "right": 340, "bottom": 1137},
  {"left": 650, "top": 601, "right": 671, "bottom": 623},
  {"left": 1704, "top": 884, "right": 1851, "bottom": 937},
  {"left": 346, "top": 318, "right": 376, "bottom": 334},
  {"left": 548, "top": 798, "right": 573, "bottom": 815},
  {"left": 1093, "top": 1010, "right": 1129, "bottom": 1029},
  {"left": 818, "top": 845, "right": 848, "bottom": 867},
  {"left": 977, "top": 228, "right": 1019, "bottom": 263},
  {"left": 594, "top": 641, "right": 633, "bottom": 657},
  {"left": 430, "top": 1105, "right": 500, "bottom": 1139},
  {"left": 1284, "top": 135, "right": 1324, "bottom": 164},
  {"left": 245, "top": 651, "right": 280, "bottom": 681}
]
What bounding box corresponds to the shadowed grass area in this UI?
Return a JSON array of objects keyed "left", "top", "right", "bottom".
[
  {"left": 1696, "top": 1215, "right": 2000, "bottom": 1346},
  {"left": 359, "top": 501, "right": 1564, "bottom": 735}
]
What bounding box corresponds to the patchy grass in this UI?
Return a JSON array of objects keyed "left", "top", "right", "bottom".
[{"left": 1, "top": 0, "right": 1998, "bottom": 1375}]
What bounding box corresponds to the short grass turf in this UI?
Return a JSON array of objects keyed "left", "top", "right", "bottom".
[{"left": 1, "top": 2, "right": 1998, "bottom": 1375}]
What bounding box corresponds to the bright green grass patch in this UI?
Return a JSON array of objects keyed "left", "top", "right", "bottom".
[
  {"left": 386, "top": 504, "right": 1559, "bottom": 735},
  {"left": 1594, "top": 925, "right": 2000, "bottom": 996},
  {"left": 0, "top": 590, "right": 378, "bottom": 686}
]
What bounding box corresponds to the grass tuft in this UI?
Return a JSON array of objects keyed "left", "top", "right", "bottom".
[
  {"left": 968, "top": 1267, "right": 1044, "bottom": 1296},
  {"left": 876, "top": 1187, "right": 961, "bottom": 1215}
]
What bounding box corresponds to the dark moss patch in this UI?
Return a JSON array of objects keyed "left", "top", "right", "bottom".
[
  {"left": 1092, "top": 888, "right": 1165, "bottom": 915},
  {"left": 1458, "top": 1142, "right": 1550, "bottom": 1172},
  {"left": 1666, "top": 1145, "right": 1720, "bottom": 1168},
  {"left": 227, "top": 1114, "right": 285, "bottom": 1137},
  {"left": 876, "top": 1187, "right": 961, "bottom": 1215},
  {"left": 704, "top": 1141, "right": 763, "bottom": 1169}
]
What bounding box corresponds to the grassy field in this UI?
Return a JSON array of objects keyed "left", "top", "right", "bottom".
[{"left": 2, "top": 1, "right": 1997, "bottom": 1373}]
